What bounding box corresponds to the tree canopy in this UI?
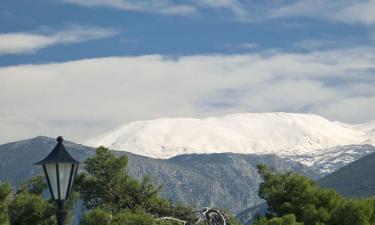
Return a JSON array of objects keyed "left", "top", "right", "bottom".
[
  {"left": 0, "top": 182, "right": 11, "bottom": 225},
  {"left": 6, "top": 175, "right": 56, "bottom": 225},
  {"left": 76, "top": 146, "right": 198, "bottom": 225},
  {"left": 254, "top": 164, "right": 375, "bottom": 225}
]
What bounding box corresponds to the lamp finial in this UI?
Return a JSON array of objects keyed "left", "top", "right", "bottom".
[{"left": 57, "top": 136, "right": 64, "bottom": 144}]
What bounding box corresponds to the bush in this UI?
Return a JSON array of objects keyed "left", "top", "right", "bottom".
[{"left": 8, "top": 192, "right": 55, "bottom": 225}]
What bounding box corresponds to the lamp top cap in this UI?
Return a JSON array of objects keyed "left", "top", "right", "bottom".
[
  {"left": 34, "top": 135, "right": 80, "bottom": 165},
  {"left": 57, "top": 136, "right": 63, "bottom": 143}
]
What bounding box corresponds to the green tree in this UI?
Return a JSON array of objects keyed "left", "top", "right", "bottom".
[
  {"left": 110, "top": 211, "right": 155, "bottom": 225},
  {"left": 80, "top": 208, "right": 112, "bottom": 225},
  {"left": 253, "top": 214, "right": 303, "bottom": 225},
  {"left": 255, "top": 164, "right": 375, "bottom": 225},
  {"left": 7, "top": 175, "right": 56, "bottom": 225},
  {"left": 76, "top": 146, "right": 129, "bottom": 211},
  {"left": 0, "top": 182, "right": 11, "bottom": 225},
  {"left": 229, "top": 216, "right": 243, "bottom": 225},
  {"left": 268, "top": 214, "right": 303, "bottom": 225},
  {"left": 77, "top": 146, "right": 196, "bottom": 224},
  {"left": 80, "top": 209, "right": 183, "bottom": 225},
  {"left": 8, "top": 192, "right": 56, "bottom": 225},
  {"left": 330, "top": 199, "right": 374, "bottom": 225},
  {"left": 19, "top": 175, "right": 47, "bottom": 195},
  {"left": 7, "top": 175, "right": 78, "bottom": 225}
]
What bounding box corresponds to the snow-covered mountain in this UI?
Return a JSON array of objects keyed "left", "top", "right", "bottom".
[{"left": 85, "top": 113, "right": 375, "bottom": 164}]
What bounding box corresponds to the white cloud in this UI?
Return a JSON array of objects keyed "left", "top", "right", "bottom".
[
  {"left": 64, "top": 0, "right": 375, "bottom": 25},
  {"left": 64, "top": 0, "right": 196, "bottom": 15},
  {"left": 194, "top": 0, "right": 249, "bottom": 19},
  {"left": 315, "top": 96, "right": 375, "bottom": 123},
  {"left": 271, "top": 0, "right": 375, "bottom": 25},
  {"left": 0, "top": 48, "right": 374, "bottom": 144},
  {"left": 329, "top": 1, "right": 375, "bottom": 25},
  {"left": 64, "top": 0, "right": 251, "bottom": 19},
  {"left": 227, "top": 42, "right": 260, "bottom": 50},
  {"left": 0, "top": 26, "right": 117, "bottom": 55}
]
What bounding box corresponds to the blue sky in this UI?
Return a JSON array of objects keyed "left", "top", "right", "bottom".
[
  {"left": 0, "top": 0, "right": 375, "bottom": 143},
  {"left": 1, "top": 0, "right": 372, "bottom": 65}
]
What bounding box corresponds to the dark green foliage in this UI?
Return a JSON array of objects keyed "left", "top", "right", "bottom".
[
  {"left": 0, "top": 176, "right": 55, "bottom": 225},
  {"left": 229, "top": 216, "right": 243, "bottom": 225},
  {"left": 80, "top": 208, "right": 112, "bottom": 225},
  {"left": 7, "top": 176, "right": 56, "bottom": 225},
  {"left": 8, "top": 192, "right": 56, "bottom": 225},
  {"left": 19, "top": 175, "right": 47, "bottom": 195},
  {"left": 268, "top": 214, "right": 303, "bottom": 225},
  {"left": 6, "top": 175, "right": 78, "bottom": 225},
  {"left": 77, "top": 146, "right": 196, "bottom": 225},
  {"left": 80, "top": 209, "right": 183, "bottom": 225},
  {"left": 0, "top": 182, "right": 11, "bottom": 224},
  {"left": 110, "top": 211, "right": 155, "bottom": 225},
  {"left": 76, "top": 146, "right": 130, "bottom": 211},
  {"left": 254, "top": 164, "right": 375, "bottom": 225}
]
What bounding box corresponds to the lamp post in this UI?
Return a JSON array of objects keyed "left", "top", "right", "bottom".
[{"left": 35, "top": 136, "right": 80, "bottom": 225}]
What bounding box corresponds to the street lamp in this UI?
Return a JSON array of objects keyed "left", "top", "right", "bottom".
[{"left": 35, "top": 136, "right": 80, "bottom": 225}]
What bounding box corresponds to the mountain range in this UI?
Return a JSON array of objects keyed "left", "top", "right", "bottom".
[
  {"left": 86, "top": 113, "right": 375, "bottom": 174},
  {"left": 1, "top": 136, "right": 373, "bottom": 225},
  {"left": 0, "top": 136, "right": 317, "bottom": 214},
  {"left": 1, "top": 113, "right": 374, "bottom": 224}
]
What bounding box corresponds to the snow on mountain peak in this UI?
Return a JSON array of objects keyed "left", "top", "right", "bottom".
[{"left": 85, "top": 113, "right": 374, "bottom": 159}]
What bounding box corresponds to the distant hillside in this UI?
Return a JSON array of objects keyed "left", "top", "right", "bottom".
[
  {"left": 0, "top": 136, "right": 318, "bottom": 214},
  {"left": 319, "top": 151, "right": 375, "bottom": 197}
]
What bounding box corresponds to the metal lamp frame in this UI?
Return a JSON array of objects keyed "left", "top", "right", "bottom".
[{"left": 35, "top": 136, "right": 80, "bottom": 225}]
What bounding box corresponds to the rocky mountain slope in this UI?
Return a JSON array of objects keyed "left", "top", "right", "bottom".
[
  {"left": 0, "top": 136, "right": 318, "bottom": 214},
  {"left": 286, "top": 144, "right": 375, "bottom": 175},
  {"left": 319, "top": 151, "right": 375, "bottom": 197}
]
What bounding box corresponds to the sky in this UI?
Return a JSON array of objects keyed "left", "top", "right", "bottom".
[{"left": 1, "top": 0, "right": 375, "bottom": 144}]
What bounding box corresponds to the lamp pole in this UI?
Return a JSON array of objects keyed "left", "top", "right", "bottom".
[
  {"left": 35, "top": 136, "right": 80, "bottom": 225},
  {"left": 56, "top": 200, "right": 66, "bottom": 225}
]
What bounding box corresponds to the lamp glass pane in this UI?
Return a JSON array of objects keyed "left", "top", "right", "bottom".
[
  {"left": 67, "top": 164, "right": 78, "bottom": 198},
  {"left": 45, "top": 164, "right": 58, "bottom": 199},
  {"left": 58, "top": 163, "right": 73, "bottom": 200}
]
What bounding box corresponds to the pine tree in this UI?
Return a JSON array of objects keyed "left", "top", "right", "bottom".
[
  {"left": 0, "top": 182, "right": 11, "bottom": 224},
  {"left": 255, "top": 164, "right": 375, "bottom": 225},
  {"left": 77, "top": 146, "right": 195, "bottom": 225}
]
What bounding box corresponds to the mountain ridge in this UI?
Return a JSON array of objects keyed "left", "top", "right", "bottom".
[{"left": 0, "top": 136, "right": 319, "bottom": 214}]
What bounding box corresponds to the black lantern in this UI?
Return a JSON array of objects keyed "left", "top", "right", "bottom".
[{"left": 35, "top": 136, "right": 80, "bottom": 225}]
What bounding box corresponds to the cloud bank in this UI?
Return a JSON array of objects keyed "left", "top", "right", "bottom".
[
  {"left": 65, "top": 0, "right": 375, "bottom": 25},
  {"left": 1, "top": 48, "right": 374, "bottom": 144},
  {"left": 0, "top": 26, "right": 117, "bottom": 55}
]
